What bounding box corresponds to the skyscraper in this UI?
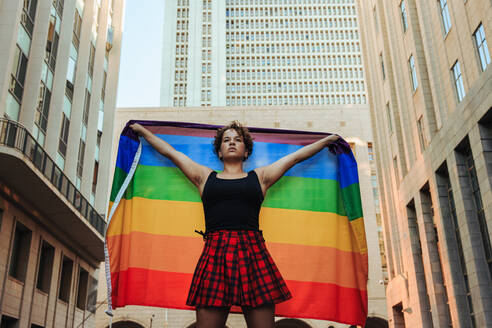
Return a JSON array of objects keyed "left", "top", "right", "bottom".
[
  {"left": 161, "top": 0, "right": 367, "bottom": 108},
  {"left": 0, "top": 0, "right": 123, "bottom": 325},
  {"left": 356, "top": 0, "right": 492, "bottom": 326}
]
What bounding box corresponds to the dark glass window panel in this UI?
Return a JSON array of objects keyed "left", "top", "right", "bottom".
[
  {"left": 58, "top": 114, "right": 70, "bottom": 156},
  {"left": 28, "top": 0, "right": 38, "bottom": 22},
  {"left": 83, "top": 91, "right": 91, "bottom": 124},
  {"left": 58, "top": 256, "right": 73, "bottom": 302},
  {"left": 36, "top": 241, "right": 54, "bottom": 293},
  {"left": 76, "top": 267, "right": 88, "bottom": 310},
  {"left": 9, "top": 222, "right": 32, "bottom": 282}
]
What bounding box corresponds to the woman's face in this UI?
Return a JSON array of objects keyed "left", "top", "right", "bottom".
[{"left": 219, "top": 129, "right": 248, "bottom": 161}]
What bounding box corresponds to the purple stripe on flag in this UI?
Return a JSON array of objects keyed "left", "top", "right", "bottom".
[{"left": 122, "top": 120, "right": 351, "bottom": 155}]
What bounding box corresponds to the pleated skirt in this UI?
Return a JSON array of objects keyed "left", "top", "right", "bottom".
[{"left": 186, "top": 230, "right": 292, "bottom": 308}]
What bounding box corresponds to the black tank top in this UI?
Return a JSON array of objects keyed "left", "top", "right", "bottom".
[{"left": 201, "top": 170, "right": 264, "bottom": 233}]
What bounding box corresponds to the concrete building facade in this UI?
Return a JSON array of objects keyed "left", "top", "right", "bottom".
[
  {"left": 95, "top": 105, "right": 388, "bottom": 328},
  {"left": 356, "top": 0, "right": 492, "bottom": 327},
  {"left": 0, "top": 0, "right": 124, "bottom": 326},
  {"left": 161, "top": 0, "right": 367, "bottom": 108}
]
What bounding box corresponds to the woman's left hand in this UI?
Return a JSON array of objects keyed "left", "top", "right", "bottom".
[{"left": 326, "top": 134, "right": 341, "bottom": 144}]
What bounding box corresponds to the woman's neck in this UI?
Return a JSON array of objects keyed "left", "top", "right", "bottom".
[{"left": 221, "top": 161, "right": 245, "bottom": 175}]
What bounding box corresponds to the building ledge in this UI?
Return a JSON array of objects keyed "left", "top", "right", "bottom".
[{"left": 0, "top": 119, "right": 106, "bottom": 262}]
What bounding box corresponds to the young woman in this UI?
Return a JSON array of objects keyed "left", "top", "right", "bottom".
[{"left": 129, "top": 121, "right": 340, "bottom": 328}]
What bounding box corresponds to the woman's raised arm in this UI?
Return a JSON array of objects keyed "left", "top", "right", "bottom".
[
  {"left": 130, "top": 123, "right": 211, "bottom": 192},
  {"left": 255, "top": 134, "right": 340, "bottom": 195}
]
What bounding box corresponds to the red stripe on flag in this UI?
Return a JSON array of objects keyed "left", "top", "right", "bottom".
[{"left": 111, "top": 268, "right": 367, "bottom": 325}]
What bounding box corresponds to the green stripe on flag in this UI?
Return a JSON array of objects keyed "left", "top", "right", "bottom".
[
  {"left": 112, "top": 164, "right": 362, "bottom": 216},
  {"left": 110, "top": 167, "right": 128, "bottom": 202},
  {"left": 340, "top": 182, "right": 364, "bottom": 221}
]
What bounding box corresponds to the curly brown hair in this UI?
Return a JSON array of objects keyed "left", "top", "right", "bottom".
[{"left": 213, "top": 121, "right": 254, "bottom": 161}]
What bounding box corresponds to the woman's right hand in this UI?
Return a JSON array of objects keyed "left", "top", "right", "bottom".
[{"left": 129, "top": 123, "right": 145, "bottom": 135}]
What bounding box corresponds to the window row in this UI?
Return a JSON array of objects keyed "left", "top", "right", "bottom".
[
  {"left": 7, "top": 221, "right": 96, "bottom": 312},
  {"left": 225, "top": 94, "right": 366, "bottom": 106},
  {"left": 176, "top": 32, "right": 189, "bottom": 43},
  {"left": 226, "top": 30, "right": 360, "bottom": 42},
  {"left": 225, "top": 5, "right": 356, "bottom": 17},
  {"left": 203, "top": 0, "right": 212, "bottom": 10},
  {"left": 201, "top": 76, "right": 212, "bottom": 87},
  {"left": 404, "top": 23, "right": 490, "bottom": 101},
  {"left": 226, "top": 56, "right": 363, "bottom": 68},
  {"left": 225, "top": 18, "right": 358, "bottom": 30},
  {"left": 227, "top": 0, "right": 355, "bottom": 5},
  {"left": 226, "top": 44, "right": 362, "bottom": 55},
  {"left": 201, "top": 49, "right": 212, "bottom": 60},
  {"left": 176, "top": 45, "right": 189, "bottom": 55},
  {"left": 176, "top": 21, "right": 189, "bottom": 30},
  {"left": 201, "top": 90, "right": 212, "bottom": 101},
  {"left": 226, "top": 68, "right": 364, "bottom": 80},
  {"left": 177, "top": 9, "right": 189, "bottom": 18},
  {"left": 225, "top": 81, "right": 365, "bottom": 93},
  {"left": 174, "top": 70, "right": 188, "bottom": 81},
  {"left": 202, "top": 38, "right": 212, "bottom": 47},
  {"left": 202, "top": 23, "right": 212, "bottom": 34},
  {"left": 227, "top": 42, "right": 360, "bottom": 54},
  {"left": 173, "top": 97, "right": 187, "bottom": 106},
  {"left": 175, "top": 57, "right": 188, "bottom": 68}
]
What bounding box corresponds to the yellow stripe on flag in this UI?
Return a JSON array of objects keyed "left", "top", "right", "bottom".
[{"left": 108, "top": 197, "right": 366, "bottom": 253}]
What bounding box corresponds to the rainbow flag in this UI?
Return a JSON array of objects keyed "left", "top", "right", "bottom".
[{"left": 105, "top": 120, "right": 368, "bottom": 326}]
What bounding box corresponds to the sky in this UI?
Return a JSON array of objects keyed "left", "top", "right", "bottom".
[{"left": 116, "top": 0, "right": 164, "bottom": 108}]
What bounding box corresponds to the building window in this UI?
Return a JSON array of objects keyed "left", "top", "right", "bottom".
[
  {"left": 58, "top": 113, "right": 70, "bottom": 156},
  {"left": 380, "top": 53, "right": 385, "bottom": 80},
  {"left": 367, "top": 142, "right": 374, "bottom": 161},
  {"left": 452, "top": 61, "right": 465, "bottom": 102},
  {"left": 76, "top": 267, "right": 89, "bottom": 310},
  {"left": 77, "top": 139, "right": 85, "bottom": 178},
  {"left": 459, "top": 142, "right": 492, "bottom": 279},
  {"left": 35, "top": 83, "right": 51, "bottom": 137},
  {"left": 9, "top": 46, "right": 29, "bottom": 104},
  {"left": 386, "top": 103, "right": 393, "bottom": 134},
  {"left": 373, "top": 6, "right": 378, "bottom": 33},
  {"left": 46, "top": 9, "right": 60, "bottom": 71},
  {"left": 86, "top": 275, "right": 98, "bottom": 313},
  {"left": 9, "top": 221, "right": 32, "bottom": 282},
  {"left": 435, "top": 163, "right": 475, "bottom": 327},
  {"left": 439, "top": 0, "right": 452, "bottom": 35},
  {"left": 21, "top": 0, "right": 38, "bottom": 36},
  {"left": 58, "top": 256, "right": 73, "bottom": 302},
  {"left": 417, "top": 116, "right": 427, "bottom": 151},
  {"left": 92, "top": 160, "right": 99, "bottom": 193},
  {"left": 400, "top": 1, "right": 408, "bottom": 32},
  {"left": 409, "top": 55, "right": 418, "bottom": 91},
  {"left": 393, "top": 156, "right": 399, "bottom": 183},
  {"left": 0, "top": 316, "right": 18, "bottom": 328},
  {"left": 474, "top": 23, "right": 491, "bottom": 71},
  {"left": 36, "top": 241, "right": 54, "bottom": 293},
  {"left": 73, "top": 11, "right": 82, "bottom": 49},
  {"left": 88, "top": 44, "right": 95, "bottom": 77}
]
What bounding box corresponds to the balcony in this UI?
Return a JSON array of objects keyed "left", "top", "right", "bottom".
[{"left": 0, "top": 119, "right": 106, "bottom": 262}]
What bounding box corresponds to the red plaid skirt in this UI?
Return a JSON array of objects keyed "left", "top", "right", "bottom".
[{"left": 186, "top": 230, "right": 292, "bottom": 308}]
